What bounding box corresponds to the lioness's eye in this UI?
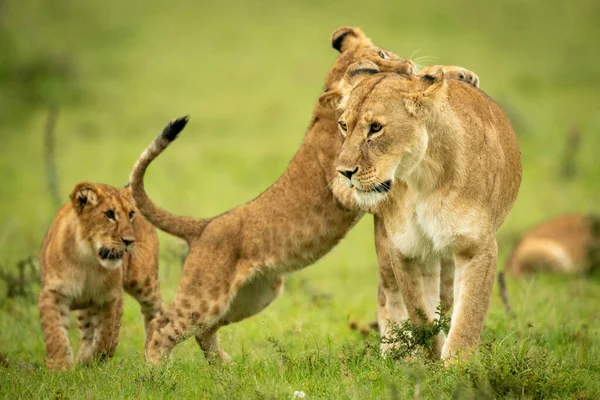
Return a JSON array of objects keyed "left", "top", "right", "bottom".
[
  {"left": 378, "top": 50, "right": 388, "bottom": 60},
  {"left": 129, "top": 210, "right": 135, "bottom": 219},
  {"left": 368, "top": 122, "right": 383, "bottom": 136},
  {"left": 338, "top": 121, "right": 347, "bottom": 131},
  {"left": 105, "top": 210, "right": 115, "bottom": 220}
]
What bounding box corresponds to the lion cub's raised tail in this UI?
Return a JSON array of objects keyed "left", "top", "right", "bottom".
[{"left": 129, "top": 116, "right": 209, "bottom": 242}]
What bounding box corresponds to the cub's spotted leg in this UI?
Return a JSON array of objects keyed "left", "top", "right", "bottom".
[
  {"left": 420, "top": 65, "right": 480, "bottom": 88},
  {"left": 76, "top": 308, "right": 97, "bottom": 364},
  {"left": 124, "top": 275, "right": 164, "bottom": 340},
  {"left": 80, "top": 295, "right": 123, "bottom": 364},
  {"left": 442, "top": 238, "right": 498, "bottom": 362},
  {"left": 39, "top": 289, "right": 73, "bottom": 370},
  {"left": 195, "top": 326, "right": 231, "bottom": 364},
  {"left": 145, "top": 249, "right": 243, "bottom": 365},
  {"left": 193, "top": 274, "right": 284, "bottom": 362}
]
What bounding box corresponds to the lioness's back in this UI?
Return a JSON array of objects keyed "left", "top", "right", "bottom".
[{"left": 447, "top": 80, "right": 522, "bottom": 228}]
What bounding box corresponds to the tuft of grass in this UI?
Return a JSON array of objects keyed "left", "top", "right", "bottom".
[{"left": 382, "top": 305, "right": 450, "bottom": 360}]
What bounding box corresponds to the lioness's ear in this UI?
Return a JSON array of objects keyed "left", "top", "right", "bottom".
[
  {"left": 341, "top": 60, "right": 380, "bottom": 90},
  {"left": 70, "top": 182, "right": 100, "bottom": 214},
  {"left": 403, "top": 69, "right": 446, "bottom": 117},
  {"left": 331, "top": 27, "right": 372, "bottom": 53}
]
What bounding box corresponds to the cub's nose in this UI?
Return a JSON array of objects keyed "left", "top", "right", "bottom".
[
  {"left": 337, "top": 166, "right": 359, "bottom": 180},
  {"left": 122, "top": 237, "right": 135, "bottom": 247}
]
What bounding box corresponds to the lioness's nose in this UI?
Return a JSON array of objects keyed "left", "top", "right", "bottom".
[
  {"left": 122, "top": 237, "right": 135, "bottom": 247},
  {"left": 337, "top": 166, "right": 359, "bottom": 180}
]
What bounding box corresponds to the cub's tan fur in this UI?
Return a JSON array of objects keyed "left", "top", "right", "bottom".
[
  {"left": 507, "top": 214, "right": 600, "bottom": 275},
  {"left": 39, "top": 183, "right": 163, "bottom": 370},
  {"left": 331, "top": 61, "right": 522, "bottom": 361},
  {"left": 129, "top": 27, "right": 480, "bottom": 365}
]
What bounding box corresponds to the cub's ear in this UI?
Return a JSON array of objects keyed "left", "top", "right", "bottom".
[
  {"left": 330, "top": 26, "right": 372, "bottom": 53},
  {"left": 403, "top": 69, "right": 446, "bottom": 117},
  {"left": 70, "top": 182, "right": 100, "bottom": 214},
  {"left": 119, "top": 184, "right": 136, "bottom": 207},
  {"left": 318, "top": 89, "right": 342, "bottom": 109}
]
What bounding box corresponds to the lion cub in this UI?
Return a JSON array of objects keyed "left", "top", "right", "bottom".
[
  {"left": 506, "top": 213, "right": 600, "bottom": 275},
  {"left": 331, "top": 61, "right": 522, "bottom": 361},
  {"left": 39, "top": 182, "right": 163, "bottom": 370}
]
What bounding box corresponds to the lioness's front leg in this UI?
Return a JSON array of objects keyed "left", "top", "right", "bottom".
[
  {"left": 440, "top": 257, "right": 455, "bottom": 314},
  {"left": 419, "top": 65, "right": 479, "bottom": 88},
  {"left": 39, "top": 288, "right": 73, "bottom": 370},
  {"left": 374, "top": 216, "right": 408, "bottom": 355},
  {"left": 442, "top": 237, "right": 497, "bottom": 361},
  {"left": 390, "top": 254, "right": 445, "bottom": 358}
]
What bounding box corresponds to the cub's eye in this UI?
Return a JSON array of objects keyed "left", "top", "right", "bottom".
[
  {"left": 368, "top": 122, "right": 383, "bottom": 136},
  {"left": 129, "top": 210, "right": 135, "bottom": 220},
  {"left": 105, "top": 210, "right": 115, "bottom": 220},
  {"left": 378, "top": 50, "right": 389, "bottom": 60}
]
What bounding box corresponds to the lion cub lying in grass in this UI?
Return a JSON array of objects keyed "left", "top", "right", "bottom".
[
  {"left": 39, "top": 183, "right": 163, "bottom": 370},
  {"left": 506, "top": 213, "right": 600, "bottom": 275},
  {"left": 331, "top": 61, "right": 522, "bottom": 361}
]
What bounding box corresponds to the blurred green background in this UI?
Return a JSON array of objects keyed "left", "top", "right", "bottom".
[{"left": 1, "top": 0, "right": 599, "bottom": 397}]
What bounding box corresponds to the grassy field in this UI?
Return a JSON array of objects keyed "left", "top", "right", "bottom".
[{"left": 1, "top": 0, "right": 599, "bottom": 398}]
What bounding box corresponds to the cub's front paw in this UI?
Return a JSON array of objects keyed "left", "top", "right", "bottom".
[{"left": 444, "top": 66, "right": 479, "bottom": 88}]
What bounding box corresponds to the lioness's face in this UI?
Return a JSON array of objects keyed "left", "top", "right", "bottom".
[
  {"left": 70, "top": 183, "right": 136, "bottom": 269},
  {"left": 335, "top": 74, "right": 432, "bottom": 208}
]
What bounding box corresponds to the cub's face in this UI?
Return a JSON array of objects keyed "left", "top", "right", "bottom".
[
  {"left": 319, "top": 27, "right": 416, "bottom": 108},
  {"left": 334, "top": 67, "right": 446, "bottom": 208},
  {"left": 70, "top": 182, "right": 136, "bottom": 269}
]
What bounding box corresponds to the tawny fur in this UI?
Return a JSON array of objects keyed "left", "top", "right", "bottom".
[
  {"left": 39, "top": 183, "right": 163, "bottom": 370},
  {"left": 331, "top": 62, "right": 522, "bottom": 362},
  {"left": 129, "top": 27, "right": 482, "bottom": 365},
  {"left": 506, "top": 214, "right": 600, "bottom": 275}
]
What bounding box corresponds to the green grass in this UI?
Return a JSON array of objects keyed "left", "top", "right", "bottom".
[{"left": 1, "top": 0, "right": 599, "bottom": 398}]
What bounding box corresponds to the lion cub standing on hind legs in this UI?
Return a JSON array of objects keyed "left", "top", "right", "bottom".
[
  {"left": 39, "top": 183, "right": 163, "bottom": 370},
  {"left": 329, "top": 60, "right": 522, "bottom": 361},
  {"left": 129, "top": 26, "right": 480, "bottom": 365}
]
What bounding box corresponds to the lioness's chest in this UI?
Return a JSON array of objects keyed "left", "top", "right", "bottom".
[{"left": 384, "top": 192, "right": 455, "bottom": 260}]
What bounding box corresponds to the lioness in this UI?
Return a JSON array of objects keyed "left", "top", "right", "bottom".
[
  {"left": 330, "top": 61, "right": 522, "bottom": 360},
  {"left": 506, "top": 213, "right": 600, "bottom": 275},
  {"left": 39, "top": 183, "right": 163, "bottom": 370},
  {"left": 129, "top": 27, "right": 480, "bottom": 364}
]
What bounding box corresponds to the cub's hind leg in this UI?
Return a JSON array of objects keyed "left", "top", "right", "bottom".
[
  {"left": 124, "top": 273, "right": 164, "bottom": 340},
  {"left": 39, "top": 288, "right": 73, "bottom": 370},
  {"left": 195, "top": 326, "right": 231, "bottom": 363},
  {"left": 123, "top": 229, "right": 163, "bottom": 339},
  {"left": 145, "top": 256, "right": 238, "bottom": 365},
  {"left": 194, "top": 275, "right": 284, "bottom": 363}
]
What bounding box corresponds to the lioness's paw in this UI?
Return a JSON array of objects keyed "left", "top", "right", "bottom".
[{"left": 444, "top": 66, "right": 479, "bottom": 88}]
